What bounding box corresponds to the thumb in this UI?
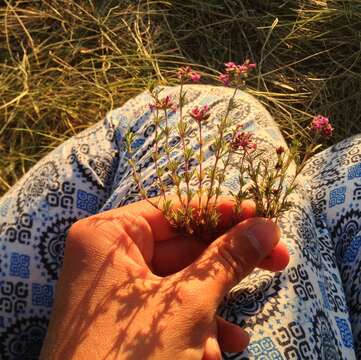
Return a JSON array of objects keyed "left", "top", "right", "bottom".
[{"left": 178, "top": 217, "right": 280, "bottom": 307}]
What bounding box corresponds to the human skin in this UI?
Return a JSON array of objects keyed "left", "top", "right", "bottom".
[{"left": 40, "top": 197, "right": 289, "bottom": 360}]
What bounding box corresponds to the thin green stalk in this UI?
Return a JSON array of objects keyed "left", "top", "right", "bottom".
[
  {"left": 197, "top": 119, "right": 203, "bottom": 215},
  {"left": 235, "top": 150, "right": 247, "bottom": 204},
  {"left": 213, "top": 142, "right": 233, "bottom": 208},
  {"left": 125, "top": 134, "right": 161, "bottom": 212},
  {"left": 178, "top": 82, "right": 192, "bottom": 216},
  {"left": 154, "top": 113, "right": 168, "bottom": 204},
  {"left": 163, "top": 108, "right": 184, "bottom": 209},
  {"left": 204, "top": 86, "right": 238, "bottom": 214}
]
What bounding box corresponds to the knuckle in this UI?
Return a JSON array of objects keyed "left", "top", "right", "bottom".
[{"left": 217, "top": 245, "right": 246, "bottom": 284}]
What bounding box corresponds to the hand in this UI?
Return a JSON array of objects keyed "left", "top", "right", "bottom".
[{"left": 40, "top": 197, "right": 289, "bottom": 360}]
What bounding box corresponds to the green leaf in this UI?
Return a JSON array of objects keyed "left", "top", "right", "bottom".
[{"left": 184, "top": 147, "right": 194, "bottom": 160}]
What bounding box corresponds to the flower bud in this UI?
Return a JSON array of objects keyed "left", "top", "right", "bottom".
[{"left": 276, "top": 146, "right": 285, "bottom": 155}]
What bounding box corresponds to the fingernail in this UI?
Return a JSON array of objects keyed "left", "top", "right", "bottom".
[{"left": 244, "top": 219, "right": 280, "bottom": 256}]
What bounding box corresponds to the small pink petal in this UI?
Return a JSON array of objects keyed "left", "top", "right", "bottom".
[
  {"left": 219, "top": 73, "right": 230, "bottom": 86},
  {"left": 225, "top": 62, "right": 237, "bottom": 69},
  {"left": 190, "top": 72, "right": 201, "bottom": 82}
]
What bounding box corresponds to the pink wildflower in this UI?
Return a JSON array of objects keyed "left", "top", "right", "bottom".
[
  {"left": 310, "top": 115, "right": 334, "bottom": 137},
  {"left": 276, "top": 146, "right": 285, "bottom": 155},
  {"left": 219, "top": 73, "right": 230, "bottom": 86},
  {"left": 177, "top": 66, "right": 190, "bottom": 79},
  {"left": 231, "top": 131, "right": 257, "bottom": 152},
  {"left": 225, "top": 62, "right": 237, "bottom": 72},
  {"left": 189, "top": 105, "right": 210, "bottom": 123},
  {"left": 177, "top": 66, "right": 201, "bottom": 83},
  {"left": 236, "top": 60, "right": 256, "bottom": 75},
  {"left": 149, "top": 103, "right": 157, "bottom": 112},
  {"left": 189, "top": 71, "right": 201, "bottom": 82},
  {"left": 159, "top": 96, "right": 174, "bottom": 110},
  {"left": 236, "top": 65, "right": 248, "bottom": 73},
  {"left": 219, "top": 60, "right": 256, "bottom": 86},
  {"left": 149, "top": 96, "right": 174, "bottom": 111},
  {"left": 323, "top": 124, "right": 334, "bottom": 137}
]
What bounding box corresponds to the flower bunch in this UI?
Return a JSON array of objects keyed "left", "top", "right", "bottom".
[
  {"left": 231, "top": 113, "right": 333, "bottom": 220},
  {"left": 177, "top": 66, "right": 201, "bottom": 83},
  {"left": 219, "top": 60, "right": 256, "bottom": 87},
  {"left": 310, "top": 115, "right": 334, "bottom": 137},
  {"left": 127, "top": 61, "right": 332, "bottom": 238},
  {"left": 189, "top": 105, "right": 210, "bottom": 123},
  {"left": 149, "top": 95, "right": 175, "bottom": 112},
  {"left": 231, "top": 131, "right": 257, "bottom": 152}
]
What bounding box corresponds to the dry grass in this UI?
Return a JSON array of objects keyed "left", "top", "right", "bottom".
[{"left": 1, "top": 0, "right": 361, "bottom": 195}]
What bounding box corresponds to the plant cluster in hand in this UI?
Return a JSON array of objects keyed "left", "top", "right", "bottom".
[{"left": 126, "top": 62, "right": 333, "bottom": 239}]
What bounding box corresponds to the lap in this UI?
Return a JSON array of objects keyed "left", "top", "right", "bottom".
[{"left": 0, "top": 84, "right": 357, "bottom": 359}]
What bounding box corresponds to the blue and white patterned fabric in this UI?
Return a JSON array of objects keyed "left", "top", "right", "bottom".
[{"left": 0, "top": 84, "right": 361, "bottom": 359}]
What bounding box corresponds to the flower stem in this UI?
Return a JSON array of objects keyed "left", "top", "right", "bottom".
[
  {"left": 205, "top": 86, "right": 238, "bottom": 214},
  {"left": 178, "top": 82, "right": 192, "bottom": 217},
  {"left": 198, "top": 119, "right": 203, "bottom": 215},
  {"left": 153, "top": 109, "right": 168, "bottom": 203}
]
